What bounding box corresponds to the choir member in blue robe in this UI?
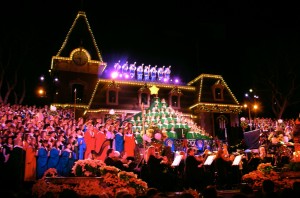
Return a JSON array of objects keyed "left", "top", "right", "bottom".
[
  {"left": 114, "top": 127, "right": 124, "bottom": 153},
  {"left": 47, "top": 141, "right": 61, "bottom": 169},
  {"left": 76, "top": 129, "right": 86, "bottom": 160},
  {"left": 57, "top": 143, "right": 73, "bottom": 177},
  {"left": 37, "top": 140, "right": 49, "bottom": 179}
]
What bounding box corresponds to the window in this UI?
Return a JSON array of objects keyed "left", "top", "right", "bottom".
[
  {"left": 212, "top": 80, "right": 224, "bottom": 101},
  {"left": 172, "top": 95, "right": 178, "bottom": 107},
  {"left": 215, "top": 88, "right": 222, "bottom": 100},
  {"left": 169, "top": 86, "right": 182, "bottom": 109},
  {"left": 108, "top": 90, "right": 117, "bottom": 103},
  {"left": 141, "top": 93, "right": 148, "bottom": 105},
  {"left": 106, "top": 81, "right": 120, "bottom": 105},
  {"left": 138, "top": 83, "right": 150, "bottom": 108}
]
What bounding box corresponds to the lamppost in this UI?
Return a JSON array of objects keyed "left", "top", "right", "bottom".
[
  {"left": 37, "top": 74, "right": 59, "bottom": 103},
  {"left": 244, "top": 89, "right": 259, "bottom": 131}
]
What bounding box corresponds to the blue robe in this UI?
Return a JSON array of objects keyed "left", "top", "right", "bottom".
[
  {"left": 57, "top": 150, "right": 72, "bottom": 177},
  {"left": 37, "top": 147, "right": 48, "bottom": 179},
  {"left": 114, "top": 133, "right": 124, "bottom": 153},
  {"left": 77, "top": 137, "right": 86, "bottom": 160},
  {"left": 47, "top": 148, "right": 60, "bottom": 169}
]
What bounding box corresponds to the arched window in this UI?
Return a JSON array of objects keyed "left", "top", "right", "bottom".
[
  {"left": 138, "top": 84, "right": 150, "bottom": 108},
  {"left": 141, "top": 93, "right": 148, "bottom": 105},
  {"left": 215, "top": 88, "right": 222, "bottom": 99},
  {"left": 106, "top": 81, "right": 120, "bottom": 105},
  {"left": 168, "top": 86, "right": 182, "bottom": 109},
  {"left": 172, "top": 95, "right": 178, "bottom": 107},
  {"left": 212, "top": 80, "right": 224, "bottom": 101},
  {"left": 108, "top": 90, "right": 117, "bottom": 103}
]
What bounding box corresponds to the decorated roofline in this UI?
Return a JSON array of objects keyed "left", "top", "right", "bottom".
[
  {"left": 53, "top": 11, "right": 106, "bottom": 70},
  {"left": 187, "top": 73, "right": 223, "bottom": 85},
  {"left": 85, "top": 79, "right": 195, "bottom": 113},
  {"left": 188, "top": 73, "right": 240, "bottom": 105},
  {"left": 189, "top": 102, "right": 243, "bottom": 113},
  {"left": 95, "top": 79, "right": 195, "bottom": 90}
]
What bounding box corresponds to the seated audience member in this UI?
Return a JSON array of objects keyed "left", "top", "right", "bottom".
[
  {"left": 255, "top": 179, "right": 279, "bottom": 198},
  {"left": 104, "top": 148, "right": 115, "bottom": 166}
]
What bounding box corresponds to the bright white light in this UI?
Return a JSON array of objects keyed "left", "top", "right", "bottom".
[
  {"left": 40, "top": 76, "right": 44, "bottom": 81},
  {"left": 245, "top": 93, "right": 249, "bottom": 97},
  {"left": 109, "top": 109, "right": 115, "bottom": 115},
  {"left": 54, "top": 78, "right": 58, "bottom": 82},
  {"left": 111, "top": 72, "right": 118, "bottom": 79}
]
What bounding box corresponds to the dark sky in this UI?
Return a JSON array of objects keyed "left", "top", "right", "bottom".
[{"left": 2, "top": 0, "right": 300, "bottom": 117}]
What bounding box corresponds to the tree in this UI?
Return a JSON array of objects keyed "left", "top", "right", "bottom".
[
  {"left": 0, "top": 35, "right": 28, "bottom": 105},
  {"left": 255, "top": 41, "right": 300, "bottom": 119}
]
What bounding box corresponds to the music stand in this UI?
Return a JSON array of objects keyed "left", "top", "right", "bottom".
[
  {"left": 171, "top": 155, "right": 183, "bottom": 166},
  {"left": 232, "top": 155, "right": 242, "bottom": 166},
  {"left": 204, "top": 155, "right": 215, "bottom": 166}
]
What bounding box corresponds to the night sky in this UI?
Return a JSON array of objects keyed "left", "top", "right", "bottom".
[{"left": 1, "top": 0, "right": 300, "bottom": 118}]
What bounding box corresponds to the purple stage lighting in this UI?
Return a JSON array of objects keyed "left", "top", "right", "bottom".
[{"left": 111, "top": 72, "right": 118, "bottom": 79}]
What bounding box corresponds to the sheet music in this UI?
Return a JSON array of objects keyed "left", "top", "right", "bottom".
[
  {"left": 232, "top": 155, "right": 242, "bottom": 166},
  {"left": 204, "top": 155, "right": 215, "bottom": 165},
  {"left": 171, "top": 155, "right": 183, "bottom": 166}
]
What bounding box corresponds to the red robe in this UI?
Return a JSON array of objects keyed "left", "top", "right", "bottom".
[
  {"left": 124, "top": 134, "right": 136, "bottom": 157},
  {"left": 94, "top": 131, "right": 107, "bottom": 161},
  {"left": 24, "top": 145, "right": 37, "bottom": 181},
  {"left": 84, "top": 129, "right": 96, "bottom": 159}
]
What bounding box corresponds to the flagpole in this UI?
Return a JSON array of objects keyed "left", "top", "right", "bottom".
[
  {"left": 74, "top": 88, "right": 77, "bottom": 119},
  {"left": 141, "top": 103, "right": 146, "bottom": 157}
]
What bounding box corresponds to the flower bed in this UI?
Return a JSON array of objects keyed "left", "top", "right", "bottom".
[
  {"left": 241, "top": 163, "right": 300, "bottom": 191},
  {"left": 32, "top": 160, "right": 148, "bottom": 197}
]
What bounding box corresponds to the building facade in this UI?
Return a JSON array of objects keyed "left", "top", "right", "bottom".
[{"left": 49, "top": 11, "right": 243, "bottom": 143}]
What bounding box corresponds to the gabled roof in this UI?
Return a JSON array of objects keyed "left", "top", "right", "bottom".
[
  {"left": 187, "top": 74, "right": 242, "bottom": 113},
  {"left": 55, "top": 11, "right": 105, "bottom": 65}
]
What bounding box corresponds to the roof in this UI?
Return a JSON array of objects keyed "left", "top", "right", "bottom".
[
  {"left": 51, "top": 11, "right": 107, "bottom": 73},
  {"left": 187, "top": 74, "right": 242, "bottom": 113}
]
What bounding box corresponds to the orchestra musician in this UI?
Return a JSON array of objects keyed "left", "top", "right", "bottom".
[
  {"left": 145, "top": 146, "right": 169, "bottom": 190},
  {"left": 184, "top": 147, "right": 205, "bottom": 191},
  {"left": 214, "top": 147, "right": 234, "bottom": 189}
]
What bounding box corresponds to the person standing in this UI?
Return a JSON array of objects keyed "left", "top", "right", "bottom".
[
  {"left": 57, "top": 143, "right": 73, "bottom": 177},
  {"left": 47, "top": 140, "right": 61, "bottom": 169},
  {"left": 24, "top": 137, "right": 38, "bottom": 182},
  {"left": 94, "top": 125, "right": 109, "bottom": 161},
  {"left": 124, "top": 123, "right": 136, "bottom": 159},
  {"left": 84, "top": 121, "right": 96, "bottom": 159},
  {"left": 76, "top": 129, "right": 86, "bottom": 160},
  {"left": 36, "top": 140, "right": 49, "bottom": 179},
  {"left": 115, "top": 127, "right": 124, "bottom": 154},
  {"left": 7, "top": 139, "right": 26, "bottom": 190}
]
